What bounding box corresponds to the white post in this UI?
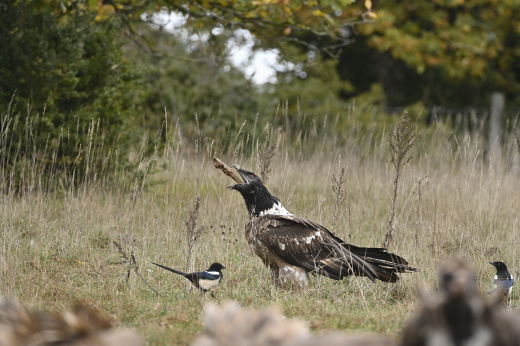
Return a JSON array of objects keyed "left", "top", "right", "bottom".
[{"left": 489, "top": 92, "right": 504, "bottom": 164}]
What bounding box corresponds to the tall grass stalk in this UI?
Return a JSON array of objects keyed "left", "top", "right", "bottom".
[
  {"left": 384, "top": 111, "right": 416, "bottom": 249},
  {"left": 184, "top": 196, "right": 204, "bottom": 273}
]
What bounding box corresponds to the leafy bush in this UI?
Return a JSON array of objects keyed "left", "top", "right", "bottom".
[{"left": 0, "top": 1, "right": 146, "bottom": 190}]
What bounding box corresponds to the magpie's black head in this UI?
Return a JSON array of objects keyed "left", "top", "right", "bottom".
[
  {"left": 490, "top": 261, "right": 509, "bottom": 274},
  {"left": 208, "top": 263, "right": 226, "bottom": 272},
  {"left": 230, "top": 165, "right": 280, "bottom": 217}
]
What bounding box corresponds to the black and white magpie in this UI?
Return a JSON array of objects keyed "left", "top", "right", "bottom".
[
  {"left": 229, "top": 165, "right": 417, "bottom": 288},
  {"left": 488, "top": 261, "right": 514, "bottom": 298},
  {"left": 152, "top": 262, "right": 226, "bottom": 293}
]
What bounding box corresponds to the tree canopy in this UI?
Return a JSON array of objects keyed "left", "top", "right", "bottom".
[
  {"left": 30, "top": 0, "right": 376, "bottom": 52},
  {"left": 356, "top": 0, "right": 520, "bottom": 106}
]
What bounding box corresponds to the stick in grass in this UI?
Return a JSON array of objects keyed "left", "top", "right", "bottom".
[{"left": 213, "top": 157, "right": 243, "bottom": 184}]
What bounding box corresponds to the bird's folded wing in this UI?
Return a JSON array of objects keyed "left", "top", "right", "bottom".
[
  {"left": 252, "top": 215, "right": 378, "bottom": 280},
  {"left": 494, "top": 278, "right": 515, "bottom": 289},
  {"left": 195, "top": 271, "right": 219, "bottom": 280}
]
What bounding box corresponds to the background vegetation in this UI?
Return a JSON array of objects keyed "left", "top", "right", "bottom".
[
  {"left": 2, "top": 0, "right": 520, "bottom": 179},
  {"left": 1, "top": 0, "right": 520, "bottom": 344}
]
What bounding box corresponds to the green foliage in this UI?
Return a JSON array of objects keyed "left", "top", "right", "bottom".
[
  {"left": 0, "top": 0, "right": 146, "bottom": 188},
  {"left": 363, "top": 2, "right": 513, "bottom": 79},
  {"left": 272, "top": 46, "right": 350, "bottom": 130},
  {"left": 127, "top": 23, "right": 270, "bottom": 152},
  {"left": 355, "top": 1, "right": 520, "bottom": 106},
  {"left": 48, "top": 0, "right": 363, "bottom": 45},
  {"left": 272, "top": 47, "right": 394, "bottom": 141}
]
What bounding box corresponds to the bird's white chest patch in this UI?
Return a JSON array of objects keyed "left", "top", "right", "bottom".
[{"left": 259, "top": 202, "right": 292, "bottom": 216}]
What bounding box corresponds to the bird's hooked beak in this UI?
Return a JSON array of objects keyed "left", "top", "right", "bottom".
[
  {"left": 233, "top": 164, "right": 255, "bottom": 183},
  {"left": 228, "top": 164, "right": 255, "bottom": 189}
]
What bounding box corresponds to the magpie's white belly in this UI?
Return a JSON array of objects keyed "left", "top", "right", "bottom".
[{"left": 198, "top": 278, "right": 220, "bottom": 291}]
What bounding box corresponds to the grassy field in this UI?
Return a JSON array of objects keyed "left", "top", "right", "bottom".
[{"left": 1, "top": 114, "right": 519, "bottom": 344}]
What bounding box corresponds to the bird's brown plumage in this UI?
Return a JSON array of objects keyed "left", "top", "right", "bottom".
[
  {"left": 246, "top": 214, "right": 414, "bottom": 287},
  {"left": 230, "top": 165, "right": 416, "bottom": 288}
]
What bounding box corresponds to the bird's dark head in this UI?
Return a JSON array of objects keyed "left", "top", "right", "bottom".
[
  {"left": 490, "top": 261, "right": 509, "bottom": 273},
  {"left": 208, "top": 263, "right": 226, "bottom": 272},
  {"left": 230, "top": 165, "right": 263, "bottom": 191},
  {"left": 230, "top": 165, "right": 288, "bottom": 217}
]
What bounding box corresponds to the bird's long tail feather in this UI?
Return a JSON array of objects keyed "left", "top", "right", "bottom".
[
  {"left": 152, "top": 262, "right": 187, "bottom": 276},
  {"left": 343, "top": 245, "right": 418, "bottom": 282}
]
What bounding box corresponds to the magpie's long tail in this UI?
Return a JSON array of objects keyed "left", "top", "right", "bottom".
[
  {"left": 152, "top": 262, "right": 187, "bottom": 277},
  {"left": 344, "top": 244, "right": 418, "bottom": 283}
]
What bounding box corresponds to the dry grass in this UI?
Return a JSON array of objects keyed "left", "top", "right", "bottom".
[{"left": 0, "top": 109, "right": 519, "bottom": 345}]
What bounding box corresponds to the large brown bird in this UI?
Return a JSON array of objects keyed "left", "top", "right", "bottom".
[{"left": 230, "top": 165, "right": 416, "bottom": 288}]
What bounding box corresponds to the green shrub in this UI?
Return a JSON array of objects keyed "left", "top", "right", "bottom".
[{"left": 0, "top": 1, "right": 146, "bottom": 190}]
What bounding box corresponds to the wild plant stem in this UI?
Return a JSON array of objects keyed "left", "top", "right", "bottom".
[
  {"left": 384, "top": 111, "right": 416, "bottom": 249},
  {"left": 184, "top": 196, "right": 204, "bottom": 274},
  {"left": 331, "top": 167, "right": 347, "bottom": 232}
]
